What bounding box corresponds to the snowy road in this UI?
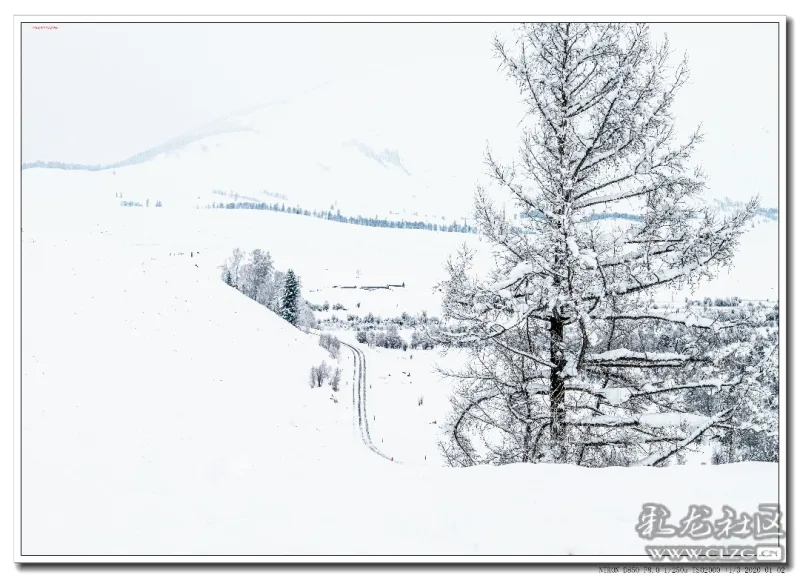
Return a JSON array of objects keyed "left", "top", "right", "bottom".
[{"left": 340, "top": 341, "right": 399, "bottom": 463}]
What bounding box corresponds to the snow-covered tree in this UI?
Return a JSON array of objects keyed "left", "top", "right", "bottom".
[
  {"left": 309, "top": 361, "right": 330, "bottom": 388},
  {"left": 437, "top": 23, "right": 761, "bottom": 467},
  {"left": 240, "top": 249, "right": 274, "bottom": 304},
  {"left": 220, "top": 248, "right": 245, "bottom": 289},
  {"left": 281, "top": 269, "right": 301, "bottom": 326},
  {"left": 269, "top": 270, "right": 287, "bottom": 313}
]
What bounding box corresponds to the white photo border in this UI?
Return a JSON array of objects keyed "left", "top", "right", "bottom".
[{"left": 12, "top": 12, "right": 788, "bottom": 565}]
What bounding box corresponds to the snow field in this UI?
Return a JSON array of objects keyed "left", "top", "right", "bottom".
[{"left": 20, "top": 177, "right": 780, "bottom": 557}]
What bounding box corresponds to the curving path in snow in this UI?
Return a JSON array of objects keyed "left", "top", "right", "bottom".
[{"left": 340, "top": 341, "right": 400, "bottom": 464}]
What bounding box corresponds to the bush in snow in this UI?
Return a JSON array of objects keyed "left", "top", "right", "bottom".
[
  {"left": 330, "top": 367, "right": 342, "bottom": 392},
  {"left": 319, "top": 332, "right": 341, "bottom": 359},
  {"left": 309, "top": 361, "right": 330, "bottom": 388},
  {"left": 713, "top": 296, "right": 742, "bottom": 307},
  {"left": 765, "top": 306, "right": 779, "bottom": 326},
  {"left": 365, "top": 327, "right": 407, "bottom": 350},
  {"left": 366, "top": 330, "right": 381, "bottom": 348},
  {"left": 383, "top": 326, "right": 405, "bottom": 349},
  {"left": 411, "top": 330, "right": 437, "bottom": 350},
  {"left": 219, "top": 248, "right": 245, "bottom": 290},
  {"left": 355, "top": 330, "right": 368, "bottom": 344}
]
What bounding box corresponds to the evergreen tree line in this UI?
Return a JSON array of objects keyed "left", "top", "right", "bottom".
[
  {"left": 219, "top": 248, "right": 315, "bottom": 327},
  {"left": 519, "top": 208, "right": 645, "bottom": 222},
  {"left": 205, "top": 195, "right": 763, "bottom": 236},
  {"left": 206, "top": 200, "right": 478, "bottom": 234}
]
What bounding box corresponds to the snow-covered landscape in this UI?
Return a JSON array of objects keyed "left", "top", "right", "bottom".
[{"left": 17, "top": 19, "right": 784, "bottom": 563}]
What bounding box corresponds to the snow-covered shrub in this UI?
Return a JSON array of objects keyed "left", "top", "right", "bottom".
[
  {"left": 411, "top": 330, "right": 437, "bottom": 350},
  {"left": 365, "top": 327, "right": 407, "bottom": 350},
  {"left": 330, "top": 367, "right": 342, "bottom": 392},
  {"left": 309, "top": 361, "right": 330, "bottom": 388},
  {"left": 383, "top": 326, "right": 405, "bottom": 349},
  {"left": 319, "top": 333, "right": 341, "bottom": 360}
]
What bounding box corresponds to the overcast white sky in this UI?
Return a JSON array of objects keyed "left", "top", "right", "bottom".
[{"left": 21, "top": 22, "right": 779, "bottom": 205}]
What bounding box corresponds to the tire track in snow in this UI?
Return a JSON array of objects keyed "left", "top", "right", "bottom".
[{"left": 340, "top": 341, "right": 400, "bottom": 464}]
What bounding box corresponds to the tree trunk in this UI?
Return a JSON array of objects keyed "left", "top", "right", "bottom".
[
  {"left": 549, "top": 314, "right": 567, "bottom": 454},
  {"left": 523, "top": 420, "right": 533, "bottom": 462}
]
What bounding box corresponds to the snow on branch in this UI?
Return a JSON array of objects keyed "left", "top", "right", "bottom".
[
  {"left": 585, "top": 348, "right": 694, "bottom": 368},
  {"left": 597, "top": 312, "right": 716, "bottom": 329},
  {"left": 627, "top": 378, "right": 741, "bottom": 399},
  {"left": 638, "top": 407, "right": 735, "bottom": 466},
  {"left": 569, "top": 411, "right": 711, "bottom": 428},
  {"left": 488, "top": 261, "right": 535, "bottom": 292}
]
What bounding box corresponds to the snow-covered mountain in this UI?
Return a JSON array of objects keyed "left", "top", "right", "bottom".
[{"left": 23, "top": 67, "right": 526, "bottom": 224}]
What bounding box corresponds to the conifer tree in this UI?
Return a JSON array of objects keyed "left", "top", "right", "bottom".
[{"left": 281, "top": 269, "right": 301, "bottom": 326}]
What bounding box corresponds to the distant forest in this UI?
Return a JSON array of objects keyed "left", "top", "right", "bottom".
[
  {"left": 204, "top": 195, "right": 778, "bottom": 235},
  {"left": 205, "top": 199, "right": 479, "bottom": 234}
]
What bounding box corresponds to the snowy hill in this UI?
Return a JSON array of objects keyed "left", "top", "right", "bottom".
[
  {"left": 20, "top": 173, "right": 780, "bottom": 557},
  {"left": 21, "top": 70, "right": 518, "bottom": 224},
  {"left": 22, "top": 164, "right": 779, "bottom": 328}
]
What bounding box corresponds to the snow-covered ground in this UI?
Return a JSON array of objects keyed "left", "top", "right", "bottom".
[
  {"left": 20, "top": 175, "right": 780, "bottom": 558},
  {"left": 329, "top": 338, "right": 469, "bottom": 467},
  {"left": 23, "top": 167, "right": 780, "bottom": 313}
]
